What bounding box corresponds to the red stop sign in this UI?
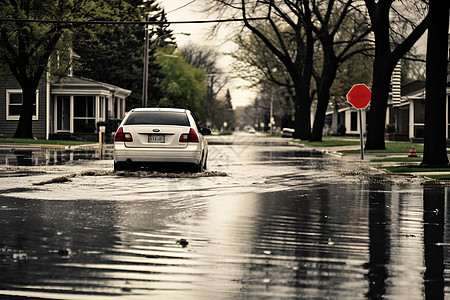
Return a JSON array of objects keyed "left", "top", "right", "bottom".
[{"left": 347, "top": 84, "right": 371, "bottom": 109}]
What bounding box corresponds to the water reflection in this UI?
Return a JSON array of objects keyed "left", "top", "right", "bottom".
[
  {"left": 0, "top": 183, "right": 449, "bottom": 299},
  {"left": 13, "top": 150, "right": 34, "bottom": 166},
  {"left": 259, "top": 150, "right": 323, "bottom": 161},
  {"left": 239, "top": 187, "right": 369, "bottom": 298},
  {"left": 423, "top": 186, "right": 445, "bottom": 300},
  {"left": 366, "top": 182, "right": 389, "bottom": 299},
  {"left": 0, "top": 149, "right": 98, "bottom": 166}
]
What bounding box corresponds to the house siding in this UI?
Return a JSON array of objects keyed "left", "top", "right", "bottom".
[
  {"left": 0, "top": 72, "right": 47, "bottom": 138},
  {"left": 1, "top": 71, "right": 131, "bottom": 140}
]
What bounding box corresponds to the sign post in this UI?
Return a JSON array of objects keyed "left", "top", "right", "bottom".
[{"left": 346, "top": 84, "right": 372, "bottom": 160}]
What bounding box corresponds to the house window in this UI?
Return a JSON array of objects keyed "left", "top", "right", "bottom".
[
  {"left": 350, "top": 111, "right": 358, "bottom": 131},
  {"left": 73, "top": 96, "right": 95, "bottom": 133},
  {"left": 414, "top": 99, "right": 425, "bottom": 138},
  {"left": 414, "top": 99, "right": 425, "bottom": 123},
  {"left": 6, "top": 89, "right": 38, "bottom": 120}
]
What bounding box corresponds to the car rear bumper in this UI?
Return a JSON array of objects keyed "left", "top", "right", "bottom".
[{"left": 113, "top": 143, "right": 203, "bottom": 165}]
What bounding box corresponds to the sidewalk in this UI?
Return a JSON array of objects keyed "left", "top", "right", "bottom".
[{"left": 307, "top": 143, "right": 450, "bottom": 180}]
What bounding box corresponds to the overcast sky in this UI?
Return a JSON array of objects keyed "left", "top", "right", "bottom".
[{"left": 157, "top": 0, "right": 257, "bottom": 108}]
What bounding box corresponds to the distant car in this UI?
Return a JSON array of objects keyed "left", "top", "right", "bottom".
[
  {"left": 248, "top": 127, "right": 256, "bottom": 134},
  {"left": 281, "top": 128, "right": 295, "bottom": 138},
  {"left": 113, "top": 108, "right": 211, "bottom": 172}
]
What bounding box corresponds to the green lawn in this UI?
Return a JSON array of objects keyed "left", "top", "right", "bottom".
[
  {"left": 295, "top": 139, "right": 360, "bottom": 147},
  {"left": 0, "top": 138, "right": 97, "bottom": 146},
  {"left": 340, "top": 142, "right": 424, "bottom": 154},
  {"left": 383, "top": 166, "right": 450, "bottom": 173},
  {"left": 215, "top": 131, "right": 234, "bottom": 136},
  {"left": 421, "top": 174, "right": 450, "bottom": 180},
  {"left": 370, "top": 157, "right": 423, "bottom": 163},
  {"left": 295, "top": 139, "right": 423, "bottom": 152}
]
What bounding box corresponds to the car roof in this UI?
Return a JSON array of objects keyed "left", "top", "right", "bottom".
[{"left": 130, "top": 108, "right": 189, "bottom": 113}]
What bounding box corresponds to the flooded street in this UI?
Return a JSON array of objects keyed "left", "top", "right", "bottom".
[{"left": 0, "top": 134, "right": 448, "bottom": 299}]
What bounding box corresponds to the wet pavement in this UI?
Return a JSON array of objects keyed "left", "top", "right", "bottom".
[
  {"left": 0, "top": 147, "right": 98, "bottom": 167},
  {"left": 0, "top": 133, "right": 448, "bottom": 299}
]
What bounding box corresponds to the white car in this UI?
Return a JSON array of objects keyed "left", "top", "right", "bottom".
[
  {"left": 281, "top": 128, "right": 295, "bottom": 138},
  {"left": 113, "top": 108, "right": 210, "bottom": 172}
]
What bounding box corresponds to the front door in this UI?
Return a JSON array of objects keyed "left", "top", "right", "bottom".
[{"left": 57, "top": 96, "right": 70, "bottom": 131}]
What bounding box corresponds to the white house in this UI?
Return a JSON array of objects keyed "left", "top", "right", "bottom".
[{"left": 0, "top": 72, "right": 130, "bottom": 140}]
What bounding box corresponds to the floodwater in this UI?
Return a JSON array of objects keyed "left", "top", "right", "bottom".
[
  {"left": 0, "top": 134, "right": 448, "bottom": 299},
  {"left": 0, "top": 148, "right": 97, "bottom": 166}
]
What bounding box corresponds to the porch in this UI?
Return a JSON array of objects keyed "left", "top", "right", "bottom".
[{"left": 51, "top": 76, "right": 130, "bottom": 139}]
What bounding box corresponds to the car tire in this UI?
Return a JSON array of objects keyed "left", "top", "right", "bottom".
[
  {"left": 193, "top": 152, "right": 205, "bottom": 173},
  {"left": 203, "top": 153, "right": 208, "bottom": 170},
  {"left": 192, "top": 163, "right": 203, "bottom": 173},
  {"left": 114, "top": 161, "right": 127, "bottom": 171}
]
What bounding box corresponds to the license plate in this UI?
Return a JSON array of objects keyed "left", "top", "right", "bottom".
[{"left": 148, "top": 134, "right": 165, "bottom": 143}]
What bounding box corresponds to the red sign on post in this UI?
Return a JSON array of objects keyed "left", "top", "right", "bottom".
[
  {"left": 347, "top": 84, "right": 371, "bottom": 109},
  {"left": 346, "top": 84, "right": 371, "bottom": 160}
]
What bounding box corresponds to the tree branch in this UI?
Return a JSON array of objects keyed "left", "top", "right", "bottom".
[
  {"left": 391, "top": 14, "right": 429, "bottom": 68},
  {"left": 240, "top": 0, "right": 293, "bottom": 68}
]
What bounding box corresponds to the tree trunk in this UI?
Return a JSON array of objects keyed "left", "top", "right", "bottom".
[
  {"left": 421, "top": 0, "right": 450, "bottom": 167},
  {"left": 311, "top": 53, "right": 337, "bottom": 142},
  {"left": 363, "top": 1, "right": 429, "bottom": 150},
  {"left": 294, "top": 93, "right": 311, "bottom": 140},
  {"left": 365, "top": 59, "right": 392, "bottom": 150},
  {"left": 13, "top": 82, "right": 38, "bottom": 139},
  {"left": 311, "top": 86, "right": 331, "bottom": 142},
  {"left": 364, "top": 3, "right": 392, "bottom": 151}
]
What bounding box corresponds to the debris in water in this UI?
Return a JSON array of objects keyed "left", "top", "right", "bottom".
[
  {"left": 33, "top": 174, "right": 75, "bottom": 185},
  {"left": 115, "top": 170, "right": 228, "bottom": 178},
  {"left": 13, "top": 251, "right": 28, "bottom": 262},
  {"left": 177, "top": 239, "right": 189, "bottom": 247},
  {"left": 122, "top": 280, "right": 132, "bottom": 292},
  {"left": 58, "top": 248, "right": 71, "bottom": 257}
]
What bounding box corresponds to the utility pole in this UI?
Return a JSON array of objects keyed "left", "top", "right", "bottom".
[
  {"left": 270, "top": 91, "right": 274, "bottom": 135},
  {"left": 142, "top": 14, "right": 149, "bottom": 108},
  {"left": 142, "top": 29, "right": 190, "bottom": 108}
]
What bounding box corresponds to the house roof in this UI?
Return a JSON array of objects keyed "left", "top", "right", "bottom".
[
  {"left": 51, "top": 76, "right": 131, "bottom": 98},
  {"left": 402, "top": 80, "right": 425, "bottom": 96}
]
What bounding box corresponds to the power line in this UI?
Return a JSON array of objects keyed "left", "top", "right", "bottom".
[
  {"left": 166, "top": 0, "right": 196, "bottom": 14},
  {"left": 0, "top": 17, "right": 267, "bottom": 25}
]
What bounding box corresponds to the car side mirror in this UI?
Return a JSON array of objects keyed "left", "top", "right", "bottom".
[{"left": 200, "top": 128, "right": 211, "bottom": 135}]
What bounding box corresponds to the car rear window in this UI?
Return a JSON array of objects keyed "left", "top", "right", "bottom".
[{"left": 124, "top": 111, "right": 190, "bottom": 126}]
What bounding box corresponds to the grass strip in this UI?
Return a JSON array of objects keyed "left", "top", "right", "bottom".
[
  {"left": 340, "top": 142, "right": 424, "bottom": 153},
  {"left": 215, "top": 131, "right": 234, "bottom": 136},
  {"left": 295, "top": 139, "right": 421, "bottom": 150},
  {"left": 384, "top": 166, "right": 450, "bottom": 173},
  {"left": 295, "top": 139, "right": 360, "bottom": 147},
  {"left": 371, "top": 157, "right": 423, "bottom": 162},
  {"left": 421, "top": 174, "right": 450, "bottom": 180}
]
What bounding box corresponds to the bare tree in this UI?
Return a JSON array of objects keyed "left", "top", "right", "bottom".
[
  {"left": 363, "top": 0, "right": 429, "bottom": 150},
  {"left": 205, "top": 0, "right": 316, "bottom": 139},
  {"left": 180, "top": 43, "right": 229, "bottom": 126},
  {"left": 308, "top": 0, "right": 372, "bottom": 141},
  {"left": 205, "top": 0, "right": 372, "bottom": 141}
]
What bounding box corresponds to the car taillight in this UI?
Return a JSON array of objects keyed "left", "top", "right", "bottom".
[
  {"left": 115, "top": 127, "right": 133, "bottom": 142},
  {"left": 180, "top": 128, "right": 199, "bottom": 142}
]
